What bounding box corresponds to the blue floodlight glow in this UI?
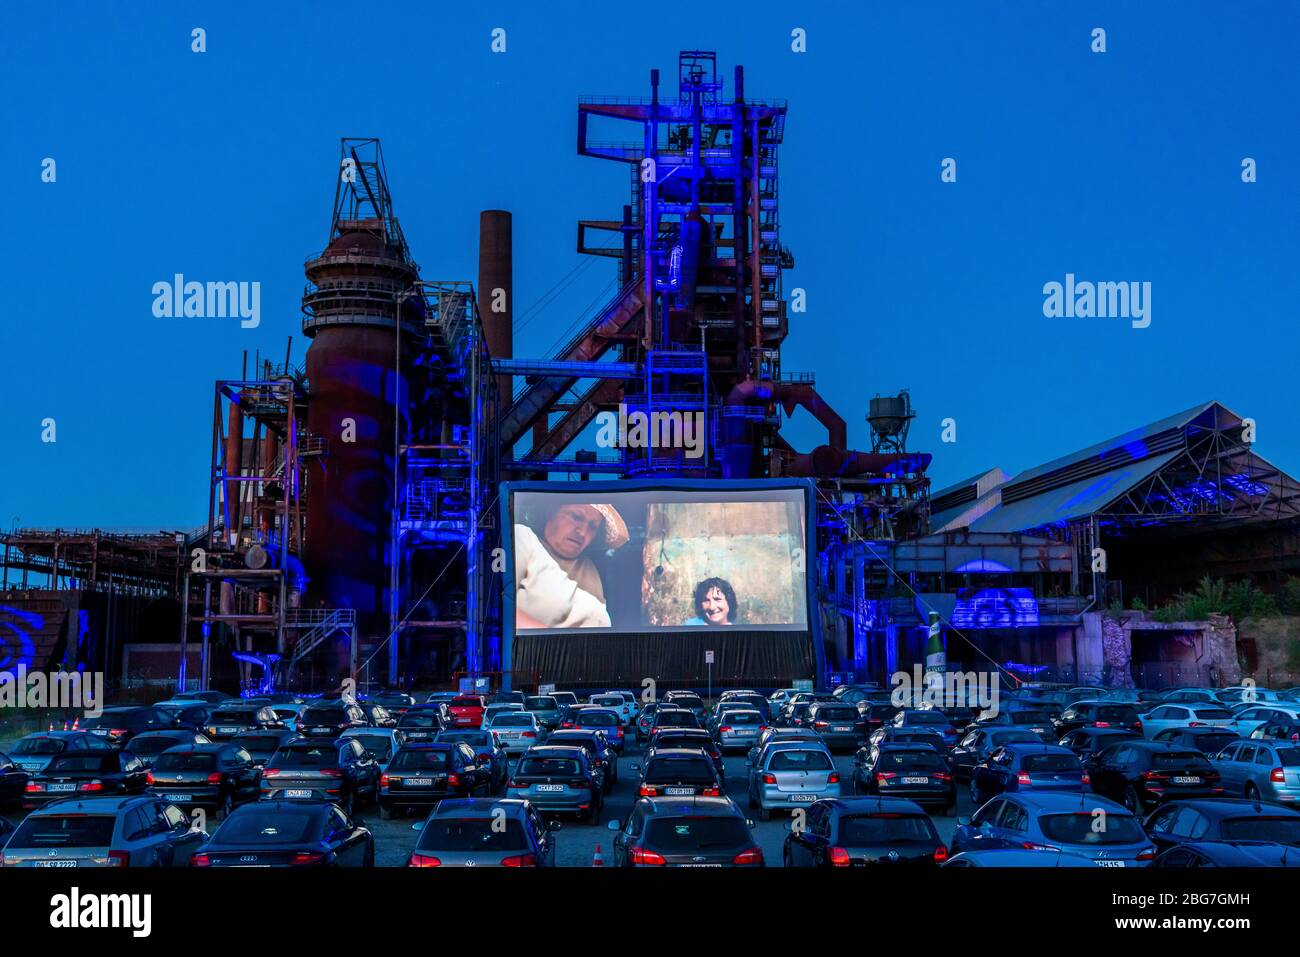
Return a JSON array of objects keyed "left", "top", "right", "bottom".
[
  {"left": 954, "top": 558, "right": 1012, "bottom": 573},
  {"left": 0, "top": 606, "right": 42, "bottom": 672},
  {"left": 951, "top": 587, "right": 1039, "bottom": 628},
  {"left": 1224, "top": 473, "right": 1269, "bottom": 496}
]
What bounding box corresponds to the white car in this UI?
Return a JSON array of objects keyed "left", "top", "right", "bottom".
[
  {"left": 589, "top": 693, "right": 634, "bottom": 724},
  {"left": 1215, "top": 686, "right": 1284, "bottom": 706},
  {"left": 1139, "top": 703, "right": 1237, "bottom": 738},
  {"left": 1227, "top": 704, "right": 1300, "bottom": 738}
]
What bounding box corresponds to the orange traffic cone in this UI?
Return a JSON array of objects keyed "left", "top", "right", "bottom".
[{"left": 592, "top": 843, "right": 604, "bottom": 867}]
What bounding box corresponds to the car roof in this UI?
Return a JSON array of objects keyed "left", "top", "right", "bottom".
[
  {"left": 1151, "top": 798, "right": 1300, "bottom": 819},
  {"left": 1002, "top": 791, "right": 1130, "bottom": 813},
  {"left": 821, "top": 795, "right": 928, "bottom": 815},
  {"left": 520, "top": 746, "right": 588, "bottom": 759},
  {"left": 638, "top": 795, "right": 740, "bottom": 816},
  {"left": 31, "top": 795, "right": 155, "bottom": 814},
  {"left": 1177, "top": 841, "right": 1299, "bottom": 865},
  {"left": 1001, "top": 743, "right": 1075, "bottom": 755},
  {"left": 429, "top": 798, "right": 531, "bottom": 818},
  {"left": 160, "top": 743, "right": 227, "bottom": 753},
  {"left": 645, "top": 747, "right": 712, "bottom": 759}
]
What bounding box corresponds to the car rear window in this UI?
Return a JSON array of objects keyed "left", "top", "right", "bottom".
[
  {"left": 1097, "top": 707, "right": 1137, "bottom": 721},
  {"left": 210, "top": 709, "right": 255, "bottom": 722},
  {"left": 418, "top": 818, "right": 525, "bottom": 851},
  {"left": 1277, "top": 748, "right": 1300, "bottom": 767},
  {"left": 992, "top": 731, "right": 1042, "bottom": 745},
  {"left": 668, "top": 696, "right": 703, "bottom": 709},
  {"left": 301, "top": 707, "right": 348, "bottom": 723},
  {"left": 839, "top": 814, "right": 936, "bottom": 843},
  {"left": 654, "top": 712, "right": 697, "bottom": 728},
  {"left": 524, "top": 697, "right": 556, "bottom": 710},
  {"left": 817, "top": 707, "right": 858, "bottom": 721},
  {"left": 1038, "top": 812, "right": 1145, "bottom": 845},
  {"left": 399, "top": 712, "right": 441, "bottom": 728},
  {"left": 1220, "top": 816, "right": 1300, "bottom": 844},
  {"left": 389, "top": 749, "right": 451, "bottom": 770},
  {"left": 9, "top": 815, "right": 117, "bottom": 847},
  {"left": 644, "top": 758, "right": 715, "bottom": 785},
  {"left": 491, "top": 714, "right": 534, "bottom": 728},
  {"left": 1011, "top": 712, "right": 1052, "bottom": 724},
  {"left": 593, "top": 696, "right": 623, "bottom": 707},
  {"left": 1151, "top": 751, "right": 1212, "bottom": 770},
  {"left": 1192, "top": 733, "right": 1237, "bottom": 753},
  {"left": 214, "top": 811, "right": 316, "bottom": 844},
  {"left": 644, "top": 816, "right": 748, "bottom": 848},
  {"left": 451, "top": 698, "right": 482, "bottom": 708},
  {"left": 726, "top": 713, "right": 761, "bottom": 725},
  {"left": 578, "top": 713, "right": 618, "bottom": 727},
  {"left": 346, "top": 735, "right": 394, "bottom": 759},
  {"left": 125, "top": 736, "right": 181, "bottom": 755},
  {"left": 13, "top": 737, "right": 65, "bottom": 755},
  {"left": 878, "top": 750, "right": 948, "bottom": 770},
  {"left": 517, "top": 757, "right": 580, "bottom": 777},
  {"left": 769, "top": 750, "right": 833, "bottom": 771},
  {"left": 1021, "top": 753, "right": 1080, "bottom": 772},
  {"left": 45, "top": 755, "right": 114, "bottom": 772},
  {"left": 1189, "top": 708, "right": 1233, "bottom": 720},
  {"left": 437, "top": 732, "right": 489, "bottom": 748},
  {"left": 277, "top": 746, "right": 339, "bottom": 767},
  {"left": 153, "top": 752, "right": 216, "bottom": 771}
]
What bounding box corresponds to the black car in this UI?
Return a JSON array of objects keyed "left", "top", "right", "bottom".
[
  {"left": 262, "top": 737, "right": 379, "bottom": 815},
  {"left": 123, "top": 731, "right": 212, "bottom": 769},
  {"left": 852, "top": 744, "right": 955, "bottom": 811},
  {"left": 408, "top": 798, "right": 558, "bottom": 867},
  {"left": 0, "top": 752, "right": 30, "bottom": 807},
  {"left": 156, "top": 703, "right": 216, "bottom": 732},
  {"left": 648, "top": 729, "right": 724, "bottom": 784},
  {"left": 229, "top": 728, "right": 299, "bottom": 767},
  {"left": 968, "top": 710, "right": 1057, "bottom": 742},
  {"left": 949, "top": 728, "right": 1044, "bottom": 781},
  {"left": 1143, "top": 798, "right": 1300, "bottom": 852},
  {"left": 24, "top": 750, "right": 149, "bottom": 808},
  {"left": 1052, "top": 701, "right": 1143, "bottom": 738},
  {"left": 609, "top": 796, "right": 763, "bottom": 867},
  {"left": 783, "top": 796, "right": 948, "bottom": 867},
  {"left": 396, "top": 704, "right": 450, "bottom": 743},
  {"left": 433, "top": 730, "right": 510, "bottom": 794},
  {"left": 78, "top": 706, "right": 175, "bottom": 747},
  {"left": 635, "top": 748, "right": 723, "bottom": 798},
  {"left": 661, "top": 691, "right": 706, "bottom": 720},
  {"left": 146, "top": 743, "right": 261, "bottom": 817},
  {"left": 542, "top": 729, "right": 620, "bottom": 792},
  {"left": 855, "top": 701, "right": 903, "bottom": 739},
  {"left": 806, "top": 703, "right": 866, "bottom": 751},
  {"left": 295, "top": 703, "right": 369, "bottom": 738},
  {"left": 1151, "top": 841, "right": 1300, "bottom": 867},
  {"left": 1150, "top": 727, "right": 1242, "bottom": 755},
  {"left": 648, "top": 708, "right": 701, "bottom": 736},
  {"left": 379, "top": 743, "right": 493, "bottom": 817},
  {"left": 365, "top": 691, "right": 416, "bottom": 717},
  {"left": 203, "top": 704, "right": 285, "bottom": 741},
  {"left": 356, "top": 702, "right": 397, "bottom": 729},
  {"left": 1056, "top": 726, "right": 1142, "bottom": 761},
  {"left": 1086, "top": 740, "right": 1225, "bottom": 812},
  {"left": 193, "top": 799, "right": 374, "bottom": 867}
]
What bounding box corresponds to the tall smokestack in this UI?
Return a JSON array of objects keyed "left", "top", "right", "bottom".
[{"left": 477, "top": 210, "right": 513, "bottom": 401}]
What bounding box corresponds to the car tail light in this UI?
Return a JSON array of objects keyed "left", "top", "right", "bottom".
[
  {"left": 875, "top": 772, "right": 896, "bottom": 783},
  {"left": 191, "top": 852, "right": 211, "bottom": 867},
  {"left": 814, "top": 721, "right": 828, "bottom": 729},
  {"left": 1142, "top": 770, "right": 1168, "bottom": 781},
  {"left": 25, "top": 783, "right": 41, "bottom": 792},
  {"left": 944, "top": 727, "right": 957, "bottom": 736},
  {"left": 291, "top": 852, "right": 325, "bottom": 866},
  {"left": 760, "top": 773, "right": 777, "bottom": 785},
  {"left": 702, "top": 787, "right": 720, "bottom": 796},
  {"left": 1136, "top": 847, "right": 1156, "bottom": 861},
  {"left": 639, "top": 785, "right": 657, "bottom": 796},
  {"left": 1094, "top": 721, "right": 1111, "bottom": 728},
  {"left": 110, "top": 729, "right": 129, "bottom": 738},
  {"left": 477, "top": 754, "right": 491, "bottom": 762},
  {"left": 759, "top": 726, "right": 768, "bottom": 733},
  {"left": 1081, "top": 773, "right": 1090, "bottom": 785},
  {"left": 732, "top": 847, "right": 764, "bottom": 865},
  {"left": 629, "top": 847, "right": 666, "bottom": 866},
  {"left": 933, "top": 844, "right": 949, "bottom": 863},
  {"left": 108, "top": 850, "right": 130, "bottom": 867},
  {"left": 447, "top": 773, "right": 461, "bottom": 787},
  {"left": 380, "top": 774, "right": 390, "bottom": 788},
  {"left": 829, "top": 846, "right": 851, "bottom": 867},
  {"left": 1134, "top": 720, "right": 1143, "bottom": 732},
  {"left": 207, "top": 772, "right": 222, "bottom": 785},
  {"left": 263, "top": 768, "right": 279, "bottom": 778},
  {"left": 828, "top": 772, "right": 840, "bottom": 784},
  {"left": 1016, "top": 771, "right": 1033, "bottom": 786},
  {"left": 522, "top": 731, "right": 536, "bottom": 738},
  {"left": 1021, "top": 842, "right": 1060, "bottom": 852},
  {"left": 320, "top": 768, "right": 342, "bottom": 777},
  {"left": 1188, "top": 721, "right": 1203, "bottom": 728},
  {"left": 935, "top": 771, "right": 952, "bottom": 781},
  {"left": 79, "top": 780, "right": 104, "bottom": 792},
  {"left": 508, "top": 780, "right": 526, "bottom": 789},
  {"left": 501, "top": 854, "right": 538, "bottom": 867},
  {"left": 720, "top": 726, "right": 732, "bottom": 734},
  {"left": 1205, "top": 769, "right": 1220, "bottom": 781},
  {"left": 1272, "top": 767, "right": 1287, "bottom": 783}
]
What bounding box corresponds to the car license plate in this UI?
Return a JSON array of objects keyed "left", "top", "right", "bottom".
[
  {"left": 312, "top": 727, "right": 331, "bottom": 734},
  {"left": 790, "top": 793, "right": 817, "bottom": 802},
  {"left": 284, "top": 789, "right": 312, "bottom": 798},
  {"left": 536, "top": 784, "right": 564, "bottom": 792},
  {"left": 679, "top": 863, "right": 723, "bottom": 867},
  {"left": 665, "top": 787, "right": 694, "bottom": 795},
  {"left": 35, "top": 860, "right": 77, "bottom": 868},
  {"left": 902, "top": 777, "right": 930, "bottom": 784},
  {"left": 1172, "top": 776, "right": 1201, "bottom": 785},
  {"left": 408, "top": 778, "right": 433, "bottom": 787},
  {"left": 48, "top": 783, "right": 76, "bottom": 792},
  {"left": 1095, "top": 860, "right": 1125, "bottom": 867},
  {"left": 218, "top": 727, "right": 238, "bottom": 735},
  {"left": 457, "top": 718, "right": 472, "bottom": 724},
  {"left": 164, "top": 794, "right": 192, "bottom": 802},
  {"left": 90, "top": 729, "right": 109, "bottom": 735},
  {"left": 833, "top": 726, "right": 851, "bottom": 732}
]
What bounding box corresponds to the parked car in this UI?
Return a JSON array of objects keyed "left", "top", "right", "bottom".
[
  {"left": 482, "top": 702, "right": 525, "bottom": 727},
  {"left": 203, "top": 704, "right": 285, "bottom": 741},
  {"left": 145, "top": 743, "right": 261, "bottom": 818},
  {"left": 6, "top": 731, "right": 115, "bottom": 774},
  {"left": 192, "top": 799, "right": 373, "bottom": 867},
  {"left": 783, "top": 796, "right": 947, "bottom": 866},
  {"left": 0, "top": 795, "right": 203, "bottom": 867},
  {"left": 634, "top": 747, "right": 723, "bottom": 798},
  {"left": 1143, "top": 798, "right": 1300, "bottom": 854},
  {"left": 486, "top": 711, "right": 545, "bottom": 754},
  {"left": 124, "top": 731, "right": 212, "bottom": 769},
  {"left": 589, "top": 693, "right": 634, "bottom": 724},
  {"left": 1052, "top": 701, "right": 1143, "bottom": 738},
  {"left": 448, "top": 695, "right": 487, "bottom": 729},
  {"left": 646, "top": 728, "right": 723, "bottom": 783},
  {"left": 570, "top": 707, "right": 626, "bottom": 753},
  {"left": 746, "top": 726, "right": 822, "bottom": 765},
  {"left": 1210, "top": 738, "right": 1300, "bottom": 803},
  {"left": 364, "top": 691, "right": 416, "bottom": 717},
  {"left": 523, "top": 695, "right": 561, "bottom": 730},
  {"left": 1215, "top": 686, "right": 1285, "bottom": 707},
  {"left": 952, "top": 792, "right": 1156, "bottom": 866},
  {"left": 408, "top": 798, "right": 559, "bottom": 867},
  {"left": 890, "top": 709, "right": 960, "bottom": 748},
  {"left": 1057, "top": 726, "right": 1142, "bottom": 761},
  {"left": 852, "top": 744, "right": 955, "bottom": 812},
  {"left": 608, "top": 795, "right": 763, "bottom": 867},
  {"left": 379, "top": 742, "right": 493, "bottom": 817},
  {"left": 969, "top": 744, "right": 1087, "bottom": 805},
  {"left": 1086, "top": 740, "right": 1225, "bottom": 812},
  {"left": 541, "top": 728, "right": 619, "bottom": 792},
  {"left": 229, "top": 728, "right": 299, "bottom": 768},
  {"left": 1152, "top": 841, "right": 1299, "bottom": 867},
  {"left": 77, "top": 706, "right": 176, "bottom": 748},
  {"left": 0, "top": 752, "right": 30, "bottom": 807},
  {"left": 433, "top": 730, "right": 510, "bottom": 794},
  {"left": 1226, "top": 704, "right": 1300, "bottom": 738},
  {"left": 713, "top": 709, "right": 766, "bottom": 753},
  {"left": 336, "top": 728, "right": 406, "bottom": 771},
  {"left": 1250, "top": 719, "right": 1300, "bottom": 742},
  {"left": 1138, "top": 703, "right": 1236, "bottom": 739},
  {"left": 261, "top": 736, "right": 380, "bottom": 815},
  {"left": 395, "top": 704, "right": 450, "bottom": 743},
  {"left": 166, "top": 690, "right": 233, "bottom": 705},
  {"left": 661, "top": 691, "right": 706, "bottom": 721},
  {"left": 24, "top": 750, "right": 149, "bottom": 808},
  {"left": 867, "top": 726, "right": 949, "bottom": 752},
  {"left": 1149, "top": 727, "right": 1240, "bottom": 756},
  {"left": 716, "top": 691, "right": 770, "bottom": 722},
  {"left": 806, "top": 702, "right": 866, "bottom": 751},
  {"left": 943, "top": 849, "right": 1096, "bottom": 867},
  {"left": 153, "top": 702, "right": 217, "bottom": 732},
  {"left": 295, "top": 702, "right": 369, "bottom": 738},
  {"left": 969, "top": 709, "right": 1056, "bottom": 742},
  {"left": 355, "top": 702, "right": 397, "bottom": 729},
  {"left": 747, "top": 742, "right": 840, "bottom": 821},
  {"left": 949, "top": 728, "right": 1045, "bottom": 781},
  {"left": 507, "top": 746, "right": 602, "bottom": 821}
]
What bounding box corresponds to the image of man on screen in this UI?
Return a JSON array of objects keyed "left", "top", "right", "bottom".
[{"left": 514, "top": 501, "right": 630, "bottom": 630}]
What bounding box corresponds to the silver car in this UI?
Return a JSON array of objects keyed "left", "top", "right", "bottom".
[
  {"left": 1211, "top": 739, "right": 1300, "bottom": 804},
  {"left": 715, "top": 709, "right": 765, "bottom": 752},
  {"left": 487, "top": 711, "right": 545, "bottom": 754},
  {"left": 747, "top": 742, "right": 840, "bottom": 820},
  {"left": 0, "top": 795, "right": 205, "bottom": 867}
]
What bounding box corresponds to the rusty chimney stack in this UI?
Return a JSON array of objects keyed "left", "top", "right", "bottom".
[{"left": 477, "top": 210, "right": 513, "bottom": 401}]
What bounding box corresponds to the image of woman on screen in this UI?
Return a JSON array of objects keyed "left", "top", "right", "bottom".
[
  {"left": 683, "top": 577, "right": 737, "bottom": 626},
  {"left": 514, "top": 501, "right": 630, "bottom": 629}
]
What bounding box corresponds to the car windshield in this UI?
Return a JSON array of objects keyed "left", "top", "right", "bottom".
[
  {"left": 525, "top": 698, "right": 556, "bottom": 710},
  {"left": 1021, "top": 753, "right": 1080, "bottom": 772},
  {"left": 45, "top": 755, "right": 114, "bottom": 772},
  {"left": 769, "top": 750, "right": 832, "bottom": 771},
  {"left": 578, "top": 713, "right": 617, "bottom": 727},
  {"left": 213, "top": 811, "right": 317, "bottom": 845},
  {"left": 839, "top": 814, "right": 936, "bottom": 844},
  {"left": 517, "top": 757, "right": 580, "bottom": 776},
  {"left": 644, "top": 816, "right": 748, "bottom": 849},
  {"left": 13, "top": 738, "right": 65, "bottom": 755},
  {"left": 1038, "top": 812, "right": 1145, "bottom": 845},
  {"left": 418, "top": 818, "right": 526, "bottom": 851},
  {"left": 878, "top": 750, "right": 948, "bottom": 770},
  {"left": 276, "top": 746, "right": 338, "bottom": 767},
  {"left": 389, "top": 750, "right": 451, "bottom": 771},
  {"left": 1220, "top": 816, "right": 1300, "bottom": 844},
  {"left": 490, "top": 715, "right": 534, "bottom": 728},
  {"left": 1151, "top": 751, "right": 1212, "bottom": 770},
  {"left": 153, "top": 752, "right": 217, "bottom": 771},
  {"left": 644, "top": 759, "right": 715, "bottom": 784},
  {"left": 9, "top": 815, "right": 117, "bottom": 847}
]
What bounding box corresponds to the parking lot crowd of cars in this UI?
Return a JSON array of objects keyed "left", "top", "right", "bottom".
[{"left": 2, "top": 680, "right": 1300, "bottom": 868}]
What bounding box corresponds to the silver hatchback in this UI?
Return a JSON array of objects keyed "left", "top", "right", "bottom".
[
  {"left": 1211, "top": 739, "right": 1300, "bottom": 804},
  {"left": 748, "top": 743, "right": 841, "bottom": 820},
  {"left": 0, "top": 795, "right": 205, "bottom": 867},
  {"left": 716, "top": 709, "right": 765, "bottom": 752}
]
